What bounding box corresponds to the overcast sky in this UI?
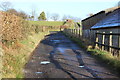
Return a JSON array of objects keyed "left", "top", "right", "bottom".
[{"left": 0, "top": 0, "right": 119, "bottom": 20}]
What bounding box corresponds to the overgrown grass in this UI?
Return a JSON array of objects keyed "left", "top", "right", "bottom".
[
  {"left": 63, "top": 32, "right": 120, "bottom": 75},
  {"left": 2, "top": 31, "right": 49, "bottom": 78},
  {"left": 28, "top": 21, "right": 63, "bottom": 26}
]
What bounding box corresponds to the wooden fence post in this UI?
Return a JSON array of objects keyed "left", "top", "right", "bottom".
[
  {"left": 109, "top": 32, "right": 112, "bottom": 53},
  {"left": 79, "top": 28, "right": 81, "bottom": 38},
  {"left": 76, "top": 29, "right": 78, "bottom": 38},
  {"left": 69, "top": 29, "right": 71, "bottom": 35},
  {"left": 64, "top": 29, "right": 65, "bottom": 33},
  {"left": 102, "top": 32, "right": 105, "bottom": 51},
  {"left": 118, "top": 35, "right": 120, "bottom": 55},
  {"left": 75, "top": 29, "right": 76, "bottom": 37},
  {"left": 74, "top": 29, "right": 76, "bottom": 37},
  {"left": 95, "top": 33, "right": 98, "bottom": 49},
  {"left": 69, "top": 29, "right": 71, "bottom": 36},
  {"left": 77, "top": 29, "right": 79, "bottom": 38},
  {"left": 71, "top": 29, "right": 72, "bottom": 37},
  {"left": 72, "top": 29, "right": 73, "bottom": 37},
  {"left": 74, "top": 29, "right": 75, "bottom": 36},
  {"left": 70, "top": 29, "right": 72, "bottom": 37},
  {"left": 75, "top": 29, "right": 77, "bottom": 37},
  {"left": 67, "top": 29, "right": 68, "bottom": 35},
  {"left": 68, "top": 29, "right": 69, "bottom": 35}
]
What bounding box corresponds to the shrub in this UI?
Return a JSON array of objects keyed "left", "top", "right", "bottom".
[{"left": 0, "top": 11, "right": 29, "bottom": 45}]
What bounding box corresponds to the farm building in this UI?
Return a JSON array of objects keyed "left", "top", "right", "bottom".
[
  {"left": 82, "top": 6, "right": 119, "bottom": 39},
  {"left": 82, "top": 11, "right": 106, "bottom": 39},
  {"left": 82, "top": 7, "right": 120, "bottom": 56}
]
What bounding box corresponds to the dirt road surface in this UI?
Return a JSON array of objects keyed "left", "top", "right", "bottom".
[{"left": 24, "top": 31, "right": 119, "bottom": 79}]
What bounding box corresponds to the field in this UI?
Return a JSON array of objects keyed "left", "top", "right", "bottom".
[{"left": 28, "top": 21, "right": 64, "bottom": 26}]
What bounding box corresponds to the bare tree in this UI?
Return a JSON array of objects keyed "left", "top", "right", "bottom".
[
  {"left": 6, "top": 9, "right": 28, "bottom": 19},
  {"left": 71, "top": 17, "right": 81, "bottom": 22},
  {"left": 30, "top": 5, "right": 36, "bottom": 21},
  {"left": 46, "top": 12, "right": 51, "bottom": 21},
  {"left": 62, "top": 15, "right": 80, "bottom": 22},
  {"left": 0, "top": 1, "right": 13, "bottom": 11},
  {"left": 114, "top": 1, "right": 120, "bottom": 7},
  {"left": 6, "top": 8, "right": 18, "bottom": 15},
  {"left": 51, "top": 13, "right": 59, "bottom": 21},
  {"left": 30, "top": 9, "right": 35, "bottom": 21},
  {"left": 62, "top": 15, "right": 68, "bottom": 21},
  {"left": 31, "top": 9, "right": 36, "bottom": 21},
  {"left": 18, "top": 11, "right": 28, "bottom": 19}
]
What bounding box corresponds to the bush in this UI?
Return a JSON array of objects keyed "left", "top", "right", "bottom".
[{"left": 0, "top": 11, "right": 29, "bottom": 45}]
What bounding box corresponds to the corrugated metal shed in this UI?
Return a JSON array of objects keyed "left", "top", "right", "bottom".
[{"left": 91, "top": 8, "right": 120, "bottom": 29}]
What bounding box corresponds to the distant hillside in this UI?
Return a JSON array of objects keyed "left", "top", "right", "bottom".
[{"left": 28, "top": 21, "right": 63, "bottom": 26}]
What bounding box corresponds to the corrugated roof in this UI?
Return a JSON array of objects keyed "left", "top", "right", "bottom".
[
  {"left": 91, "top": 8, "right": 120, "bottom": 29},
  {"left": 104, "top": 6, "right": 120, "bottom": 13}
]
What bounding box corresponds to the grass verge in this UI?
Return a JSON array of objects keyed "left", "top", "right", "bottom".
[
  {"left": 88, "top": 48, "right": 120, "bottom": 75},
  {"left": 2, "top": 31, "right": 49, "bottom": 78},
  {"left": 63, "top": 32, "right": 120, "bottom": 75}
]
